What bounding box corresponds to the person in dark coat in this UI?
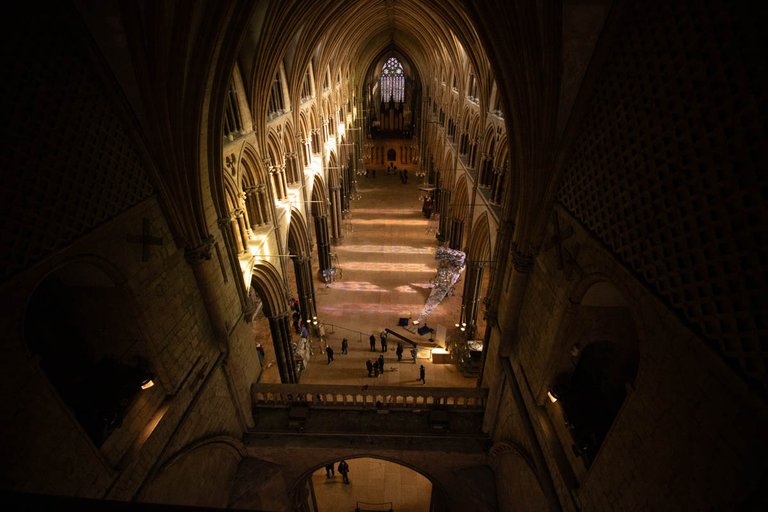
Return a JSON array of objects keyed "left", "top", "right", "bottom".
[
  {"left": 341, "top": 338, "right": 349, "bottom": 354},
  {"left": 369, "top": 334, "right": 376, "bottom": 351},
  {"left": 337, "top": 460, "right": 350, "bottom": 483},
  {"left": 396, "top": 342, "right": 403, "bottom": 362},
  {"left": 366, "top": 359, "right": 373, "bottom": 377},
  {"left": 326, "top": 345, "right": 334, "bottom": 363},
  {"left": 325, "top": 463, "right": 335, "bottom": 478},
  {"left": 419, "top": 364, "right": 425, "bottom": 384},
  {"left": 378, "top": 354, "right": 385, "bottom": 374}
]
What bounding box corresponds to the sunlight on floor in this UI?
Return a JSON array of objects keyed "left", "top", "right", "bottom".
[
  {"left": 340, "top": 244, "right": 434, "bottom": 254},
  {"left": 342, "top": 262, "right": 435, "bottom": 272},
  {"left": 351, "top": 219, "right": 429, "bottom": 226}
]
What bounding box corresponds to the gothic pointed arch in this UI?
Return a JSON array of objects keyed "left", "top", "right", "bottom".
[
  {"left": 462, "top": 213, "right": 493, "bottom": 339},
  {"left": 250, "top": 261, "right": 298, "bottom": 383},
  {"left": 282, "top": 124, "right": 301, "bottom": 185},
  {"left": 266, "top": 128, "right": 287, "bottom": 199},
  {"left": 240, "top": 144, "right": 273, "bottom": 231},
  {"left": 139, "top": 436, "right": 246, "bottom": 506},
  {"left": 326, "top": 152, "right": 344, "bottom": 243},
  {"left": 310, "top": 174, "right": 332, "bottom": 276},
  {"left": 543, "top": 276, "right": 640, "bottom": 478},
  {"left": 449, "top": 176, "right": 470, "bottom": 250},
  {"left": 24, "top": 259, "right": 163, "bottom": 456},
  {"left": 287, "top": 207, "right": 317, "bottom": 326}
]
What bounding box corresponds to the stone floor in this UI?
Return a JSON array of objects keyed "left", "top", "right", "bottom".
[
  {"left": 311, "top": 457, "right": 431, "bottom": 512},
  {"left": 254, "top": 170, "right": 482, "bottom": 389}
]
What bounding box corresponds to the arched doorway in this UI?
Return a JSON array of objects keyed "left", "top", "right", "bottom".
[{"left": 303, "top": 457, "right": 433, "bottom": 512}]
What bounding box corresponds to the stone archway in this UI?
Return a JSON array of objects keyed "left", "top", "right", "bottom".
[
  {"left": 24, "top": 260, "right": 160, "bottom": 455},
  {"left": 543, "top": 278, "right": 640, "bottom": 475},
  {"left": 287, "top": 207, "right": 318, "bottom": 329},
  {"left": 250, "top": 261, "right": 299, "bottom": 383}
]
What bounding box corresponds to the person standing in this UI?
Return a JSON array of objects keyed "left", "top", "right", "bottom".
[
  {"left": 325, "top": 463, "right": 335, "bottom": 478},
  {"left": 256, "top": 343, "right": 265, "bottom": 363},
  {"left": 378, "top": 354, "right": 385, "bottom": 374},
  {"left": 419, "top": 364, "right": 425, "bottom": 384},
  {"left": 396, "top": 342, "right": 403, "bottom": 362},
  {"left": 380, "top": 331, "right": 388, "bottom": 352},
  {"left": 366, "top": 359, "right": 373, "bottom": 377},
  {"left": 341, "top": 337, "right": 348, "bottom": 354},
  {"left": 326, "top": 345, "right": 334, "bottom": 364},
  {"left": 369, "top": 334, "right": 376, "bottom": 351},
  {"left": 337, "top": 460, "right": 350, "bottom": 484}
]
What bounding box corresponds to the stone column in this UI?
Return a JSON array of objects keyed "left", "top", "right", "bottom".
[
  {"left": 292, "top": 255, "right": 317, "bottom": 325},
  {"left": 462, "top": 262, "right": 485, "bottom": 340},
  {"left": 314, "top": 215, "right": 332, "bottom": 274},
  {"left": 267, "top": 311, "right": 298, "bottom": 383},
  {"left": 235, "top": 209, "right": 249, "bottom": 252},
  {"left": 437, "top": 188, "right": 451, "bottom": 243},
  {"left": 329, "top": 186, "right": 343, "bottom": 243},
  {"left": 450, "top": 219, "right": 464, "bottom": 250},
  {"left": 185, "top": 236, "right": 228, "bottom": 352},
  {"left": 497, "top": 245, "right": 534, "bottom": 356}
]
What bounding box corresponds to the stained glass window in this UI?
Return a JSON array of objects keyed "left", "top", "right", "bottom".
[{"left": 381, "top": 57, "right": 404, "bottom": 103}]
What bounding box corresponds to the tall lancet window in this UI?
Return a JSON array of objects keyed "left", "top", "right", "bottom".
[{"left": 380, "top": 57, "right": 405, "bottom": 103}]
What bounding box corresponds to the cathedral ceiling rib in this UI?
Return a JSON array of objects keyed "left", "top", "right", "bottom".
[{"left": 249, "top": 0, "right": 487, "bottom": 107}]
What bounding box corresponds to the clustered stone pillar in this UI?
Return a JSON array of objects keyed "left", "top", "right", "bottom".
[
  {"left": 449, "top": 219, "right": 464, "bottom": 250},
  {"left": 437, "top": 188, "right": 451, "bottom": 243},
  {"left": 329, "top": 185, "right": 343, "bottom": 243},
  {"left": 267, "top": 310, "right": 298, "bottom": 383},
  {"left": 292, "top": 254, "right": 317, "bottom": 325},
  {"left": 314, "top": 215, "right": 332, "bottom": 274},
  {"left": 462, "top": 262, "right": 485, "bottom": 340},
  {"left": 245, "top": 185, "right": 270, "bottom": 227},
  {"left": 235, "top": 209, "right": 249, "bottom": 252}
]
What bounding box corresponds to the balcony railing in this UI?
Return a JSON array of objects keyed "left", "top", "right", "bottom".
[{"left": 251, "top": 383, "right": 487, "bottom": 411}]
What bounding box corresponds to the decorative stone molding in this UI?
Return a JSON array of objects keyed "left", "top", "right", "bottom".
[
  {"left": 488, "top": 441, "right": 535, "bottom": 472},
  {"left": 184, "top": 235, "right": 215, "bottom": 265},
  {"left": 511, "top": 246, "right": 534, "bottom": 273}
]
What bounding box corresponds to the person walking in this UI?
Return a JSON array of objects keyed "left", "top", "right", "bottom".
[
  {"left": 380, "top": 331, "right": 388, "bottom": 352},
  {"left": 419, "top": 364, "right": 425, "bottom": 384},
  {"left": 341, "top": 337, "right": 348, "bottom": 354},
  {"left": 369, "top": 334, "right": 376, "bottom": 351},
  {"left": 396, "top": 342, "right": 403, "bottom": 362},
  {"left": 337, "top": 460, "right": 350, "bottom": 484},
  {"left": 325, "top": 463, "right": 335, "bottom": 478},
  {"left": 366, "top": 359, "right": 373, "bottom": 377},
  {"left": 326, "top": 345, "right": 334, "bottom": 364},
  {"left": 378, "top": 354, "right": 385, "bottom": 374}
]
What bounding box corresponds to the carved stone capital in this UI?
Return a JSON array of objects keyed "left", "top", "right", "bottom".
[
  {"left": 511, "top": 246, "right": 534, "bottom": 273},
  {"left": 184, "top": 235, "right": 215, "bottom": 265}
]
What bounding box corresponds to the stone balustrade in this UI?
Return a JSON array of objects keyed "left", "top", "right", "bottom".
[{"left": 251, "top": 383, "right": 487, "bottom": 411}]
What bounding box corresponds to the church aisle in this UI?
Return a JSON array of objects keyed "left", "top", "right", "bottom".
[{"left": 259, "top": 170, "right": 474, "bottom": 388}]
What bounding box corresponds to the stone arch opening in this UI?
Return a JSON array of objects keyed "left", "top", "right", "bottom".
[
  {"left": 24, "top": 260, "right": 159, "bottom": 450},
  {"left": 296, "top": 456, "right": 438, "bottom": 512},
  {"left": 250, "top": 261, "right": 300, "bottom": 383},
  {"left": 544, "top": 278, "right": 639, "bottom": 475}
]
